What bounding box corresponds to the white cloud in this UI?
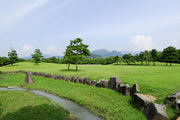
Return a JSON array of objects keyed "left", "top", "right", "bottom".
[
  {"left": 17, "top": 44, "right": 34, "bottom": 57},
  {"left": 171, "top": 40, "right": 180, "bottom": 48},
  {"left": 44, "top": 45, "right": 62, "bottom": 56},
  {"left": 132, "top": 35, "right": 154, "bottom": 51},
  {"left": 0, "top": 0, "right": 48, "bottom": 29}
]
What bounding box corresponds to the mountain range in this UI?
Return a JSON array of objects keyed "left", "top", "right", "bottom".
[{"left": 23, "top": 49, "right": 137, "bottom": 59}]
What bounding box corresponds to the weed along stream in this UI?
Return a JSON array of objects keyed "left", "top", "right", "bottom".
[{"left": 0, "top": 87, "right": 103, "bottom": 120}]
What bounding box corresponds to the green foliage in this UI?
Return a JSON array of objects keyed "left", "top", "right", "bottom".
[
  {"left": 151, "top": 49, "right": 158, "bottom": 66},
  {"left": 8, "top": 49, "right": 18, "bottom": 66},
  {"left": 162, "top": 46, "right": 178, "bottom": 66},
  {"left": 64, "top": 38, "right": 90, "bottom": 71},
  {"left": 0, "top": 57, "right": 10, "bottom": 66},
  {"left": 123, "top": 54, "right": 135, "bottom": 64},
  {"left": 31, "top": 49, "right": 43, "bottom": 65},
  {"left": 41, "top": 57, "right": 60, "bottom": 64}
]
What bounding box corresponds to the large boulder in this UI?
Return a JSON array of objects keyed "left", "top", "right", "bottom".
[
  {"left": 133, "top": 93, "right": 156, "bottom": 107},
  {"left": 108, "top": 77, "right": 122, "bottom": 90},
  {"left": 176, "top": 100, "right": 180, "bottom": 110},
  {"left": 130, "top": 84, "right": 140, "bottom": 96},
  {"left": 144, "top": 102, "right": 168, "bottom": 120},
  {"left": 118, "top": 84, "right": 130, "bottom": 96},
  {"left": 25, "top": 72, "right": 34, "bottom": 84},
  {"left": 167, "top": 91, "right": 180, "bottom": 108}
]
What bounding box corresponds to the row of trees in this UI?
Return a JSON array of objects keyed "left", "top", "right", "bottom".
[{"left": 0, "top": 49, "right": 43, "bottom": 66}]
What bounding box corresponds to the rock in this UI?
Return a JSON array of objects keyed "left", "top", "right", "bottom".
[
  {"left": 0, "top": 77, "right": 8, "bottom": 79},
  {"left": 71, "top": 76, "right": 76, "bottom": 82},
  {"left": 144, "top": 102, "right": 168, "bottom": 120},
  {"left": 130, "top": 84, "right": 140, "bottom": 96},
  {"left": 133, "top": 93, "right": 156, "bottom": 107},
  {"left": 65, "top": 77, "right": 71, "bottom": 82},
  {"left": 176, "top": 100, "right": 180, "bottom": 110},
  {"left": 8, "top": 86, "right": 18, "bottom": 89},
  {"left": 78, "top": 77, "right": 84, "bottom": 83},
  {"left": 118, "top": 84, "right": 130, "bottom": 96},
  {"left": 83, "top": 77, "right": 90, "bottom": 84},
  {"left": 177, "top": 117, "right": 180, "bottom": 120},
  {"left": 167, "top": 91, "right": 180, "bottom": 106},
  {"left": 25, "top": 72, "right": 34, "bottom": 84},
  {"left": 74, "top": 77, "right": 80, "bottom": 83},
  {"left": 91, "top": 80, "right": 97, "bottom": 86},
  {"left": 96, "top": 80, "right": 108, "bottom": 88},
  {"left": 108, "top": 77, "right": 122, "bottom": 90}
]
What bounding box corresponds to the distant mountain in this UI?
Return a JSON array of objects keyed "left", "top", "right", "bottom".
[
  {"left": 23, "top": 54, "right": 63, "bottom": 59},
  {"left": 91, "top": 49, "right": 123, "bottom": 57}
]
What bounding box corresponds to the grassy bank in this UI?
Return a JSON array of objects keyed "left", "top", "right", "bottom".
[
  {"left": 0, "top": 90, "right": 76, "bottom": 120},
  {"left": 0, "top": 73, "right": 146, "bottom": 120}
]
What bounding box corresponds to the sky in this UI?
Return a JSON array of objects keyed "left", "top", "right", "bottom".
[{"left": 0, "top": 0, "right": 180, "bottom": 57}]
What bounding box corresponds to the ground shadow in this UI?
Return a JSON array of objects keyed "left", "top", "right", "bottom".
[
  {"left": 1, "top": 104, "right": 75, "bottom": 120},
  {"left": 60, "top": 69, "right": 84, "bottom": 72},
  {"left": 128, "top": 99, "right": 144, "bottom": 112}
]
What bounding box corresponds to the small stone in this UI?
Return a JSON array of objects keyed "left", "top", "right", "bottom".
[
  {"left": 144, "top": 102, "right": 168, "bottom": 120},
  {"left": 176, "top": 100, "right": 180, "bottom": 110},
  {"left": 108, "top": 77, "right": 122, "bottom": 90},
  {"left": 25, "top": 72, "right": 34, "bottom": 84},
  {"left": 65, "top": 77, "right": 71, "bottom": 82},
  {"left": 133, "top": 93, "right": 156, "bottom": 107},
  {"left": 177, "top": 117, "right": 180, "bottom": 120},
  {"left": 83, "top": 77, "right": 90, "bottom": 84}
]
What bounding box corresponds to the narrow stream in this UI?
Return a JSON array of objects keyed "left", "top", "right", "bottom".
[{"left": 0, "top": 87, "right": 103, "bottom": 120}]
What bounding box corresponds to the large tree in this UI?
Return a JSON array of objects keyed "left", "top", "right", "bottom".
[
  {"left": 31, "top": 49, "right": 43, "bottom": 65},
  {"left": 162, "top": 46, "right": 178, "bottom": 66},
  {"left": 8, "top": 49, "right": 18, "bottom": 66},
  {"left": 143, "top": 50, "right": 151, "bottom": 66},
  {"left": 151, "top": 49, "right": 158, "bottom": 66},
  {"left": 64, "top": 38, "right": 90, "bottom": 71}
]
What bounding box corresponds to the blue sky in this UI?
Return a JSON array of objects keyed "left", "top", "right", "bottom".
[{"left": 0, "top": 0, "right": 180, "bottom": 57}]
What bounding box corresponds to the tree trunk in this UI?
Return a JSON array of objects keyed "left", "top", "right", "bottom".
[
  {"left": 153, "top": 61, "right": 155, "bottom": 66},
  {"left": 68, "top": 63, "right": 70, "bottom": 70},
  {"left": 170, "top": 62, "right": 172, "bottom": 66},
  {"left": 166, "top": 63, "right": 168, "bottom": 66},
  {"left": 76, "top": 62, "right": 78, "bottom": 71}
]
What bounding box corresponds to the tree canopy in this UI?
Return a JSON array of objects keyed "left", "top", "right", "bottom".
[{"left": 31, "top": 49, "right": 43, "bottom": 65}]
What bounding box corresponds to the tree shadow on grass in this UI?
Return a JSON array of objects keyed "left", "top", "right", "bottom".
[
  {"left": 2, "top": 104, "right": 76, "bottom": 120},
  {"left": 60, "top": 69, "right": 84, "bottom": 72}
]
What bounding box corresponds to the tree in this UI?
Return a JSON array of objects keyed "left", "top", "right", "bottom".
[
  {"left": 162, "top": 46, "right": 178, "bottom": 66},
  {"left": 64, "top": 38, "right": 90, "bottom": 71},
  {"left": 151, "top": 49, "right": 158, "bottom": 66},
  {"left": 8, "top": 49, "right": 18, "bottom": 66},
  {"left": 64, "top": 46, "right": 73, "bottom": 70},
  {"left": 123, "top": 54, "right": 134, "bottom": 65},
  {"left": 31, "top": 49, "right": 43, "bottom": 65},
  {"left": 143, "top": 50, "right": 151, "bottom": 66},
  {"left": 139, "top": 52, "right": 144, "bottom": 65},
  {"left": 114, "top": 55, "right": 119, "bottom": 64}
]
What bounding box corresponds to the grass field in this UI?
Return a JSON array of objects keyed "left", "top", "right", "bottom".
[
  {"left": 0, "top": 90, "right": 76, "bottom": 120},
  {"left": 0, "top": 62, "right": 180, "bottom": 119},
  {"left": 0, "top": 73, "right": 146, "bottom": 120},
  {"left": 1, "top": 62, "right": 180, "bottom": 102}
]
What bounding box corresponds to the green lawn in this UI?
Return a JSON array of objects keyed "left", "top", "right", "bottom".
[
  {"left": 0, "top": 62, "right": 180, "bottom": 119},
  {"left": 1, "top": 62, "right": 180, "bottom": 102},
  {"left": 0, "top": 73, "right": 145, "bottom": 120},
  {"left": 0, "top": 90, "right": 76, "bottom": 120}
]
